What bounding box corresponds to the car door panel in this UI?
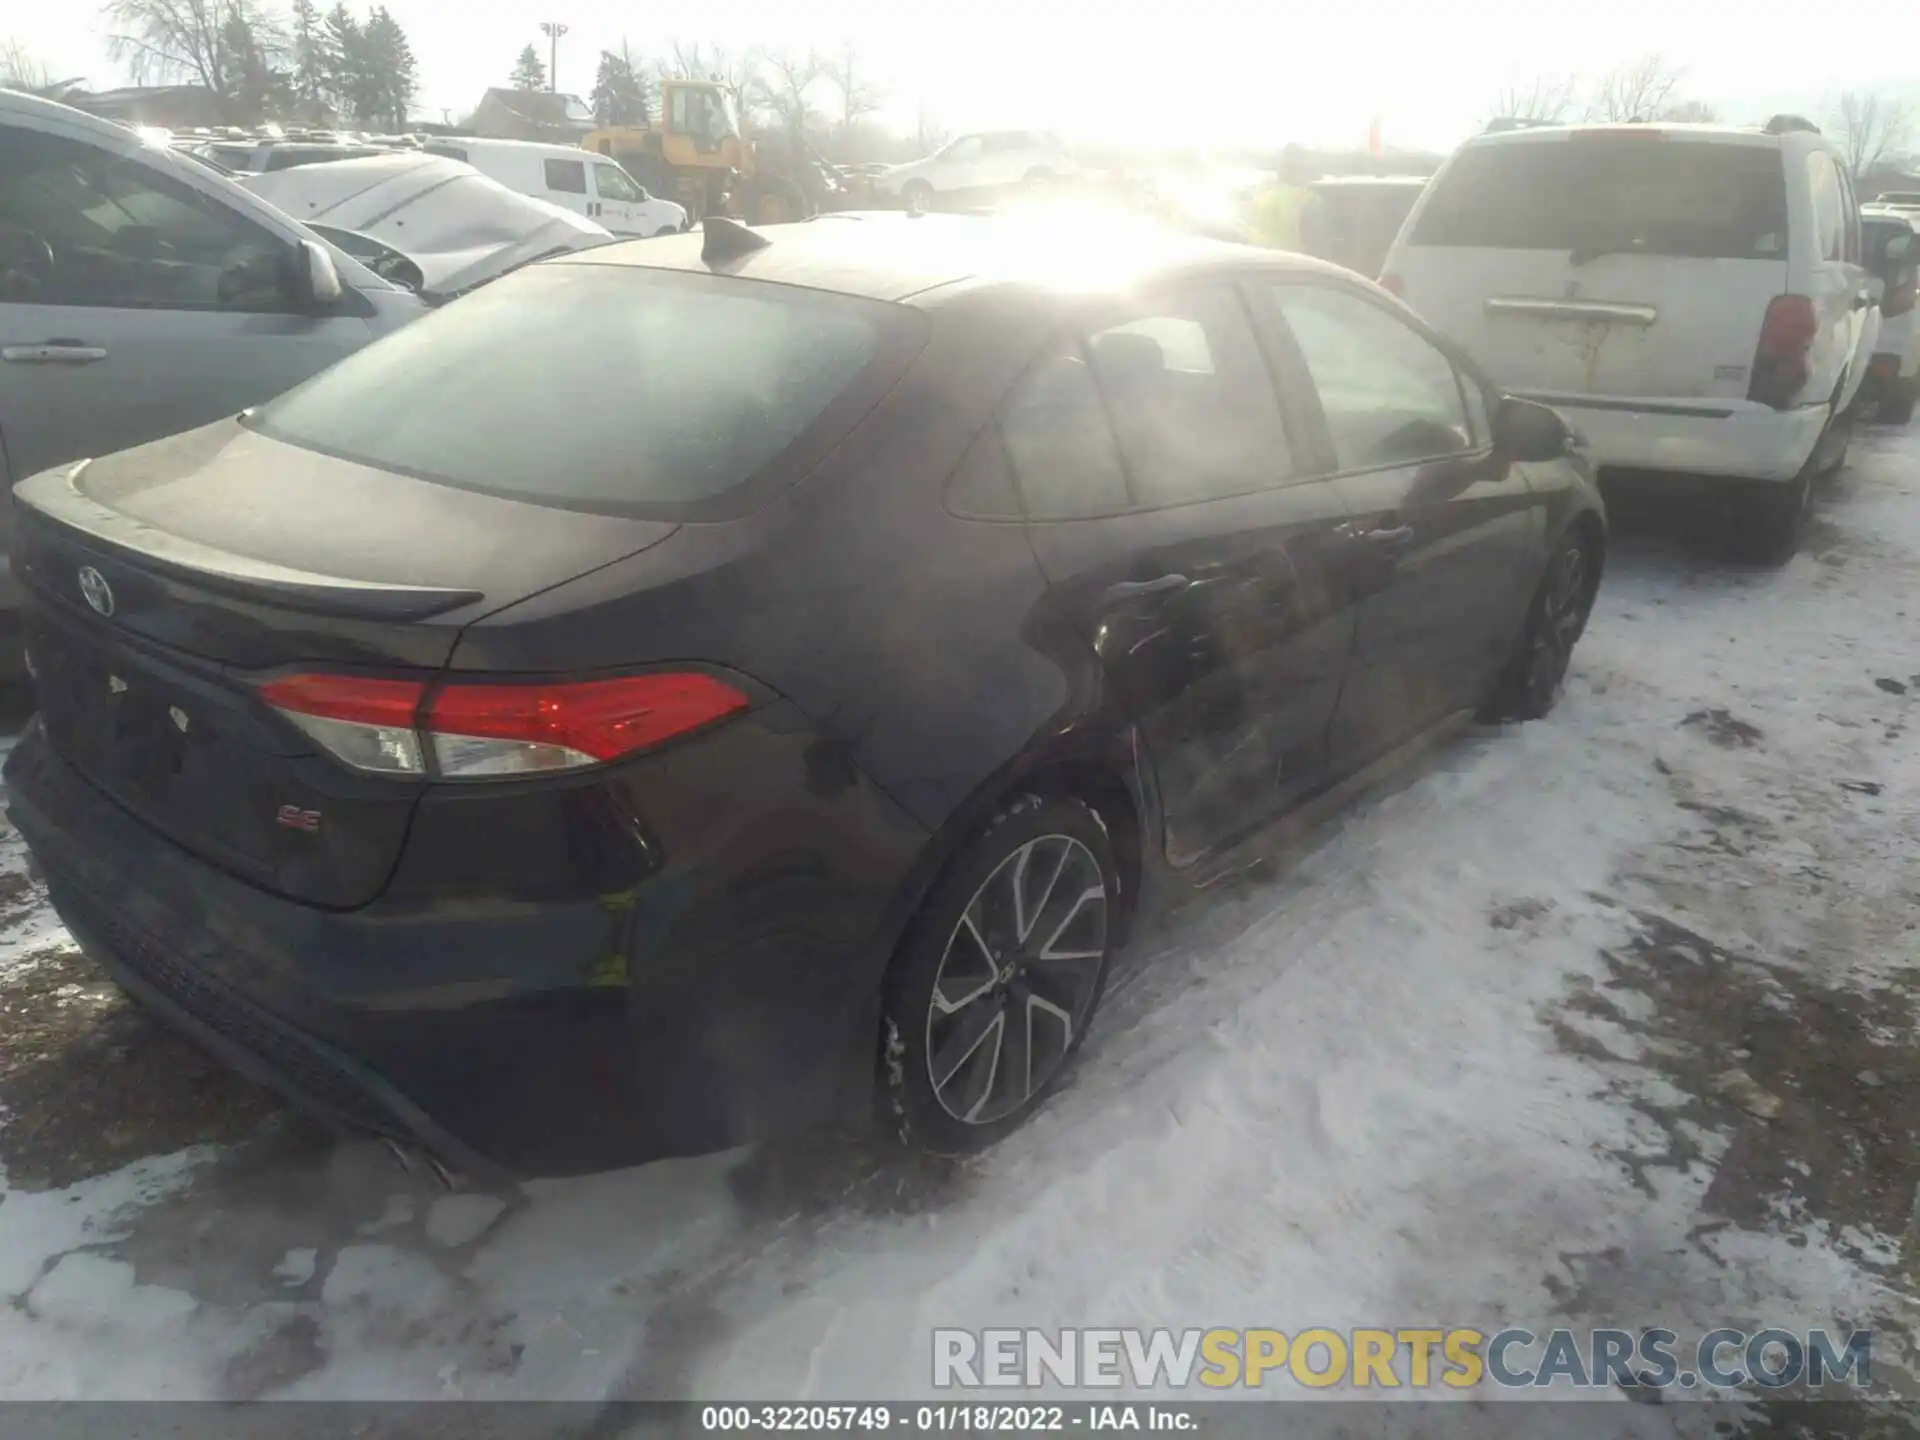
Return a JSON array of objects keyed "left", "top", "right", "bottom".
[
  {"left": 1331, "top": 456, "right": 1536, "bottom": 762},
  {"left": 0, "top": 303, "right": 373, "bottom": 481},
  {"left": 1028, "top": 481, "right": 1356, "bottom": 864},
  {"left": 1006, "top": 286, "right": 1361, "bottom": 867},
  {"left": 1250, "top": 278, "right": 1542, "bottom": 773}
]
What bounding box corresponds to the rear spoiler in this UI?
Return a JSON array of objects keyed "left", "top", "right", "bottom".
[{"left": 13, "top": 460, "right": 483, "bottom": 621}]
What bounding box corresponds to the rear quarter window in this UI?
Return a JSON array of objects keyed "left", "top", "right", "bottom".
[
  {"left": 1411, "top": 137, "right": 1789, "bottom": 261},
  {"left": 247, "top": 265, "right": 925, "bottom": 519}
]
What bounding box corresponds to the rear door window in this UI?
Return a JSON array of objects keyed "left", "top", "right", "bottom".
[
  {"left": 999, "top": 343, "right": 1130, "bottom": 519},
  {"left": 1412, "top": 137, "right": 1789, "bottom": 261},
  {"left": 544, "top": 157, "right": 587, "bottom": 194},
  {"left": 1084, "top": 288, "right": 1294, "bottom": 507},
  {"left": 248, "top": 265, "right": 923, "bottom": 518}
]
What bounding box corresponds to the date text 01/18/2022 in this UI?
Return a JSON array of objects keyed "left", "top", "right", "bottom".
[{"left": 700, "top": 1404, "right": 1196, "bottom": 1431}]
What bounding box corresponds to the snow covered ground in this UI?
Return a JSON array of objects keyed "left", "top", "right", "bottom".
[{"left": 0, "top": 428, "right": 1915, "bottom": 1425}]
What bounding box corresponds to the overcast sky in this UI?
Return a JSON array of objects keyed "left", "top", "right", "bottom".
[{"left": 10, "top": 0, "right": 1915, "bottom": 150}]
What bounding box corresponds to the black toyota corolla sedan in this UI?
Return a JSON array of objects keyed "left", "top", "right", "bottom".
[{"left": 3, "top": 214, "right": 1604, "bottom": 1177}]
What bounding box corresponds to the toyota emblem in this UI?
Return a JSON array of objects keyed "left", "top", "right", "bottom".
[{"left": 77, "top": 565, "right": 114, "bottom": 617}]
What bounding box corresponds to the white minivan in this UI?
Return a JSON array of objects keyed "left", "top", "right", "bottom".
[
  {"left": 422, "top": 138, "right": 686, "bottom": 239},
  {"left": 1383, "top": 119, "right": 1879, "bottom": 555}
]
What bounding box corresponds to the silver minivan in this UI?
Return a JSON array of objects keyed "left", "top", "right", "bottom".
[{"left": 0, "top": 90, "right": 426, "bottom": 666}]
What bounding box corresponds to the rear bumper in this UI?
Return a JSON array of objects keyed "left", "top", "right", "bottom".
[
  {"left": 4, "top": 709, "right": 929, "bottom": 1176},
  {"left": 1518, "top": 394, "right": 1826, "bottom": 484}
]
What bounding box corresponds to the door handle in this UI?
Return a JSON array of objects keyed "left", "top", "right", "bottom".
[
  {"left": 1359, "top": 525, "right": 1416, "bottom": 548},
  {"left": 1103, "top": 573, "right": 1190, "bottom": 602},
  {"left": 3, "top": 342, "right": 108, "bottom": 365}
]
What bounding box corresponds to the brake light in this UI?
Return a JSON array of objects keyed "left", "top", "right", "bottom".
[
  {"left": 1379, "top": 271, "right": 1405, "bottom": 297},
  {"left": 259, "top": 672, "right": 750, "bottom": 778},
  {"left": 1748, "top": 294, "right": 1817, "bottom": 409}
]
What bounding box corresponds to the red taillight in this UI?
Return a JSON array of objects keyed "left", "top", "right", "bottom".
[
  {"left": 259, "top": 671, "right": 750, "bottom": 778},
  {"left": 425, "top": 675, "right": 750, "bottom": 777},
  {"left": 258, "top": 673, "right": 425, "bottom": 727},
  {"left": 1749, "top": 294, "right": 1817, "bottom": 409},
  {"left": 1379, "top": 271, "right": 1405, "bottom": 297}
]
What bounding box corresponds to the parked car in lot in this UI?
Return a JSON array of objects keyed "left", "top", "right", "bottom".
[
  {"left": 0, "top": 89, "right": 426, "bottom": 671},
  {"left": 1858, "top": 206, "right": 1920, "bottom": 422},
  {"left": 872, "top": 131, "right": 1078, "bottom": 208},
  {"left": 420, "top": 137, "right": 686, "bottom": 238},
  {"left": 2, "top": 215, "right": 1603, "bottom": 1176},
  {"left": 1384, "top": 118, "right": 1879, "bottom": 557},
  {"left": 240, "top": 153, "right": 613, "bottom": 302},
  {"left": 1302, "top": 174, "right": 1428, "bottom": 279},
  {"left": 191, "top": 139, "right": 390, "bottom": 173}
]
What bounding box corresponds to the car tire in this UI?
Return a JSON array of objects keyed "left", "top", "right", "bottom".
[
  {"left": 879, "top": 794, "right": 1119, "bottom": 1155},
  {"left": 902, "top": 179, "right": 935, "bottom": 211},
  {"left": 1735, "top": 469, "right": 1812, "bottom": 565},
  {"left": 1481, "top": 528, "right": 1598, "bottom": 722},
  {"left": 1882, "top": 380, "right": 1918, "bottom": 426}
]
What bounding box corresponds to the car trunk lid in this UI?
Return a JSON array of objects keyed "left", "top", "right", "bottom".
[{"left": 13, "top": 420, "right": 677, "bottom": 909}]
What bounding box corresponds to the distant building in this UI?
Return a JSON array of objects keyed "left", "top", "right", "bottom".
[
  {"left": 63, "top": 84, "right": 226, "bottom": 129},
  {"left": 465, "top": 88, "right": 595, "bottom": 142}
]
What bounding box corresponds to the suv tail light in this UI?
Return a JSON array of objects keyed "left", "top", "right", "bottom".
[
  {"left": 1748, "top": 294, "right": 1818, "bottom": 409},
  {"left": 259, "top": 672, "right": 750, "bottom": 778}
]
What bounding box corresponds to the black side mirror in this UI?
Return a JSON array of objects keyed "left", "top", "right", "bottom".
[{"left": 1495, "top": 395, "right": 1573, "bottom": 463}]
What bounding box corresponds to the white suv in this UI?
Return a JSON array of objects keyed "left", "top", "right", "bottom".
[
  {"left": 1383, "top": 119, "right": 1879, "bottom": 556},
  {"left": 874, "top": 131, "right": 1076, "bottom": 208}
]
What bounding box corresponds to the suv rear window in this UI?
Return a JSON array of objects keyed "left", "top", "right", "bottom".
[
  {"left": 1411, "top": 137, "right": 1788, "bottom": 261},
  {"left": 248, "top": 265, "right": 921, "bottom": 518}
]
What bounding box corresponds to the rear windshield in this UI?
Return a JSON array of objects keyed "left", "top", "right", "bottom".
[
  {"left": 1411, "top": 137, "right": 1788, "bottom": 261},
  {"left": 248, "top": 265, "right": 919, "bottom": 518}
]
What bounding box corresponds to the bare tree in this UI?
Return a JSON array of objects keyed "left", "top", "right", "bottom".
[
  {"left": 102, "top": 0, "right": 285, "bottom": 102},
  {"left": 1585, "top": 54, "right": 1685, "bottom": 122},
  {"left": 1486, "top": 73, "right": 1576, "bottom": 125},
  {"left": 1660, "top": 99, "right": 1719, "bottom": 123},
  {"left": 824, "top": 40, "right": 881, "bottom": 139},
  {"left": 1, "top": 38, "right": 54, "bottom": 90},
  {"left": 1829, "top": 88, "right": 1918, "bottom": 177},
  {"left": 755, "top": 47, "right": 825, "bottom": 150}
]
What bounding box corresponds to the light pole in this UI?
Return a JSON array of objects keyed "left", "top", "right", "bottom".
[{"left": 539, "top": 22, "right": 568, "bottom": 94}]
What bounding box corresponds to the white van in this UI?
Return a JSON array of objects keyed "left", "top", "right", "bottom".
[
  {"left": 422, "top": 138, "right": 686, "bottom": 239},
  {"left": 1383, "top": 119, "right": 1879, "bottom": 555}
]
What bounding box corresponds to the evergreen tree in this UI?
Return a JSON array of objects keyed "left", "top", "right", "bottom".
[
  {"left": 362, "top": 7, "right": 416, "bottom": 129},
  {"left": 217, "top": 8, "right": 287, "bottom": 123},
  {"left": 592, "top": 48, "right": 649, "bottom": 126},
  {"left": 510, "top": 44, "right": 547, "bottom": 93},
  {"left": 322, "top": 3, "right": 364, "bottom": 119},
  {"left": 289, "top": 0, "right": 335, "bottom": 121}
]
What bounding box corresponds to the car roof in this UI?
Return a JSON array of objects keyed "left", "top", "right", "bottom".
[
  {"left": 0, "top": 87, "right": 151, "bottom": 149},
  {"left": 558, "top": 210, "right": 1348, "bottom": 305},
  {"left": 1461, "top": 122, "right": 1790, "bottom": 152},
  {"left": 1309, "top": 174, "right": 1429, "bottom": 189}
]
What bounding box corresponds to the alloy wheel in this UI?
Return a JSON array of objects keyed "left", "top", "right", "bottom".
[
  {"left": 1525, "top": 542, "right": 1590, "bottom": 709},
  {"left": 925, "top": 834, "right": 1109, "bottom": 1126}
]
